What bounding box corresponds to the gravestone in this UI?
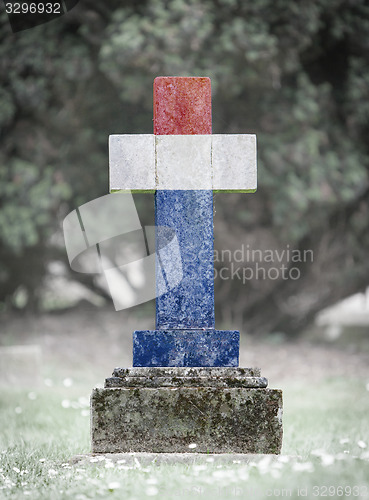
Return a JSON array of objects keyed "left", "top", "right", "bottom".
[{"left": 91, "top": 77, "right": 283, "bottom": 454}]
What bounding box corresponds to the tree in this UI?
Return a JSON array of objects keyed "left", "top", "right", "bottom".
[{"left": 0, "top": 0, "right": 368, "bottom": 334}]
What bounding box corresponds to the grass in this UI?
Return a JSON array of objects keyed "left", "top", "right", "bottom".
[{"left": 0, "top": 377, "right": 369, "bottom": 499}]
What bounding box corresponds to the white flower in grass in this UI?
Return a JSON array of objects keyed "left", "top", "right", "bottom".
[
  {"left": 311, "top": 449, "right": 325, "bottom": 457},
  {"left": 146, "top": 486, "right": 158, "bottom": 496},
  {"left": 271, "top": 468, "right": 281, "bottom": 479},
  {"left": 13, "top": 467, "right": 20, "bottom": 474},
  {"left": 61, "top": 400, "right": 70, "bottom": 409},
  {"left": 15, "top": 407, "right": 22, "bottom": 414},
  {"left": 358, "top": 440, "right": 367, "bottom": 449},
  {"left": 4, "top": 477, "right": 14, "bottom": 487},
  {"left": 39, "top": 459, "right": 46, "bottom": 463},
  {"left": 48, "top": 469, "right": 58, "bottom": 477},
  {"left": 104, "top": 462, "right": 114, "bottom": 469},
  {"left": 146, "top": 477, "right": 158, "bottom": 485},
  {"left": 193, "top": 464, "right": 207, "bottom": 472},
  {"left": 256, "top": 455, "right": 272, "bottom": 474},
  {"left": 117, "top": 465, "right": 130, "bottom": 470},
  {"left": 206, "top": 457, "right": 214, "bottom": 463},
  {"left": 63, "top": 378, "right": 73, "bottom": 387},
  {"left": 78, "top": 396, "right": 89, "bottom": 407},
  {"left": 272, "top": 461, "right": 283, "bottom": 470},
  {"left": 188, "top": 443, "right": 197, "bottom": 449},
  {"left": 339, "top": 438, "right": 349, "bottom": 445},
  {"left": 321, "top": 454, "right": 335, "bottom": 466},
  {"left": 336, "top": 453, "right": 349, "bottom": 460},
  {"left": 108, "top": 482, "right": 121, "bottom": 491},
  {"left": 212, "top": 469, "right": 229, "bottom": 479},
  {"left": 116, "top": 459, "right": 126, "bottom": 464},
  {"left": 238, "top": 467, "right": 249, "bottom": 481},
  {"left": 90, "top": 458, "right": 99, "bottom": 463},
  {"left": 24, "top": 491, "right": 31, "bottom": 496},
  {"left": 292, "top": 462, "right": 314, "bottom": 472},
  {"left": 81, "top": 410, "right": 89, "bottom": 417}
]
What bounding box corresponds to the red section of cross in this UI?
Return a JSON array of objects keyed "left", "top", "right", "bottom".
[{"left": 153, "top": 77, "right": 212, "bottom": 135}]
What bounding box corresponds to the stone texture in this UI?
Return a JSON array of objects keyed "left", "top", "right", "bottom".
[
  {"left": 156, "top": 135, "right": 212, "bottom": 190},
  {"left": 105, "top": 376, "right": 268, "bottom": 388},
  {"left": 133, "top": 329, "right": 240, "bottom": 367},
  {"left": 109, "top": 134, "right": 155, "bottom": 192},
  {"left": 91, "top": 385, "right": 283, "bottom": 454},
  {"left": 112, "top": 367, "right": 261, "bottom": 377},
  {"left": 212, "top": 134, "right": 257, "bottom": 192},
  {"left": 108, "top": 134, "right": 257, "bottom": 191},
  {"left": 155, "top": 190, "right": 215, "bottom": 330},
  {"left": 107, "top": 367, "right": 265, "bottom": 388},
  {"left": 154, "top": 77, "right": 212, "bottom": 135},
  {"left": 133, "top": 330, "right": 239, "bottom": 367}
]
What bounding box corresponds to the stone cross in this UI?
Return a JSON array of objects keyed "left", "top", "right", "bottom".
[
  {"left": 109, "top": 77, "right": 257, "bottom": 367},
  {"left": 92, "top": 77, "right": 282, "bottom": 455}
]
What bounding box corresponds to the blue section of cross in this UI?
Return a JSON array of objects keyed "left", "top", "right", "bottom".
[
  {"left": 155, "top": 190, "right": 215, "bottom": 329},
  {"left": 133, "top": 190, "right": 240, "bottom": 367},
  {"left": 132, "top": 77, "right": 240, "bottom": 367}
]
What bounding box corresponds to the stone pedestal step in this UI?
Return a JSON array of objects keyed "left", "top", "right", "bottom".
[
  {"left": 113, "top": 367, "right": 261, "bottom": 377},
  {"left": 106, "top": 367, "right": 267, "bottom": 388},
  {"left": 105, "top": 375, "right": 268, "bottom": 388}
]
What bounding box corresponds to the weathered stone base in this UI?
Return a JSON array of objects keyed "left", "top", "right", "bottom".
[{"left": 91, "top": 368, "right": 283, "bottom": 454}]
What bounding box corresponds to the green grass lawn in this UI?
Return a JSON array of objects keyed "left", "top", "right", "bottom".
[{"left": 1, "top": 377, "right": 368, "bottom": 499}]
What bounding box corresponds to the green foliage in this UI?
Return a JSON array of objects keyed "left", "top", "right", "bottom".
[
  {"left": 98, "top": 0, "right": 369, "bottom": 245},
  {"left": 0, "top": 0, "right": 369, "bottom": 321},
  {"left": 0, "top": 160, "right": 71, "bottom": 253}
]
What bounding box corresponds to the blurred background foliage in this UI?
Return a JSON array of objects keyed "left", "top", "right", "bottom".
[{"left": 0, "top": 0, "right": 369, "bottom": 335}]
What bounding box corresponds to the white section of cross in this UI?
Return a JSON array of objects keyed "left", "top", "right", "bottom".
[{"left": 109, "top": 134, "right": 257, "bottom": 193}]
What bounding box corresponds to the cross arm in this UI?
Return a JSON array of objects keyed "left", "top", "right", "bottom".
[{"left": 109, "top": 134, "right": 257, "bottom": 193}]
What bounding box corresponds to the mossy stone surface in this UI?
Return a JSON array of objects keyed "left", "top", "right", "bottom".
[{"left": 91, "top": 385, "right": 283, "bottom": 454}]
